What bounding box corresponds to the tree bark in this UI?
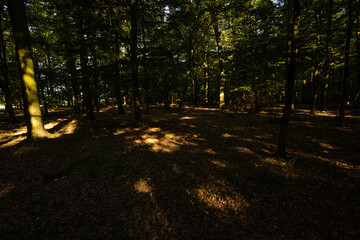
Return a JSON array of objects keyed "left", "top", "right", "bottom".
[
  {"left": 0, "top": 6, "right": 17, "bottom": 123},
  {"left": 355, "top": 13, "right": 360, "bottom": 97},
  {"left": 130, "top": 0, "right": 141, "bottom": 123},
  {"left": 114, "top": 41, "right": 125, "bottom": 114},
  {"left": 338, "top": 0, "right": 353, "bottom": 124},
  {"left": 276, "top": 0, "right": 300, "bottom": 158},
  {"left": 78, "top": 5, "right": 95, "bottom": 120},
  {"left": 213, "top": 18, "right": 226, "bottom": 109},
  {"left": 8, "top": 0, "right": 52, "bottom": 139},
  {"left": 319, "top": 0, "right": 333, "bottom": 111}
]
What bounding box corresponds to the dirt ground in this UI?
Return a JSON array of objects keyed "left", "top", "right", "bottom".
[{"left": 0, "top": 105, "right": 359, "bottom": 239}]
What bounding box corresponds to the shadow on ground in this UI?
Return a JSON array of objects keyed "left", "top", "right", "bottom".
[{"left": 0, "top": 106, "right": 359, "bottom": 239}]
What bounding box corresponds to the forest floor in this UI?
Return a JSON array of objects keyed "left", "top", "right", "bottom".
[{"left": 0, "top": 105, "right": 359, "bottom": 239}]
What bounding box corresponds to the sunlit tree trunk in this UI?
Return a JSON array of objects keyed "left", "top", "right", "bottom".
[
  {"left": 130, "top": 0, "right": 141, "bottom": 123},
  {"left": 338, "top": 0, "right": 353, "bottom": 124},
  {"left": 0, "top": 6, "right": 17, "bottom": 123},
  {"left": 8, "top": 0, "right": 52, "bottom": 139},
  {"left": 276, "top": 0, "right": 300, "bottom": 158},
  {"left": 213, "top": 17, "right": 226, "bottom": 109}
]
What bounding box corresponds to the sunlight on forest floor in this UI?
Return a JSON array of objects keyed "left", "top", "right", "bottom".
[{"left": 0, "top": 106, "right": 359, "bottom": 239}]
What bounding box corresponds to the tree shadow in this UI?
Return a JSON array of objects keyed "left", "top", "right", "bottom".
[{"left": 0, "top": 106, "right": 359, "bottom": 239}]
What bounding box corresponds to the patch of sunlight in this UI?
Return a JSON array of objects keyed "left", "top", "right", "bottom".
[
  {"left": 59, "top": 119, "right": 78, "bottom": 135},
  {"left": 99, "top": 106, "right": 113, "bottom": 112},
  {"left": 204, "top": 148, "right": 216, "bottom": 155},
  {"left": 134, "top": 178, "right": 152, "bottom": 194},
  {"left": 44, "top": 119, "right": 65, "bottom": 130},
  {"left": 135, "top": 132, "right": 196, "bottom": 153},
  {"left": 262, "top": 157, "right": 287, "bottom": 167},
  {"left": 114, "top": 129, "right": 126, "bottom": 135},
  {"left": 113, "top": 127, "right": 137, "bottom": 136},
  {"left": 1, "top": 136, "right": 26, "bottom": 148},
  {"left": 222, "top": 133, "right": 236, "bottom": 138},
  {"left": 0, "top": 183, "right": 14, "bottom": 198},
  {"left": 146, "top": 127, "right": 161, "bottom": 133},
  {"left": 295, "top": 151, "right": 360, "bottom": 171},
  {"left": 235, "top": 147, "right": 254, "bottom": 154},
  {"left": 192, "top": 187, "right": 249, "bottom": 212},
  {"left": 179, "top": 116, "right": 196, "bottom": 120},
  {"left": 211, "top": 160, "right": 226, "bottom": 168},
  {"left": 320, "top": 142, "right": 339, "bottom": 150}
]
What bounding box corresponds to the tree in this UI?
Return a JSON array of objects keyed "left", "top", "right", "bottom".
[
  {"left": 130, "top": 0, "right": 141, "bottom": 123},
  {"left": 0, "top": 3, "right": 17, "bottom": 123},
  {"left": 276, "top": 0, "right": 301, "bottom": 158},
  {"left": 338, "top": 0, "right": 353, "bottom": 124},
  {"left": 7, "top": 0, "right": 52, "bottom": 139}
]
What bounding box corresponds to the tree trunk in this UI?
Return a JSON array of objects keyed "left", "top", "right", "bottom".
[
  {"left": 91, "top": 47, "right": 100, "bottom": 112},
  {"left": 213, "top": 18, "right": 226, "bottom": 109},
  {"left": 78, "top": 10, "right": 95, "bottom": 120},
  {"left": 179, "top": 28, "right": 193, "bottom": 109},
  {"left": 204, "top": 41, "right": 210, "bottom": 105},
  {"left": 276, "top": 0, "right": 300, "bottom": 158},
  {"left": 141, "top": 13, "right": 150, "bottom": 114},
  {"left": 163, "top": 70, "right": 170, "bottom": 111},
  {"left": 338, "top": 0, "right": 353, "bottom": 124},
  {"left": 33, "top": 54, "right": 48, "bottom": 116},
  {"left": 356, "top": 14, "right": 360, "bottom": 96},
  {"left": 114, "top": 41, "right": 125, "bottom": 114},
  {"left": 319, "top": 0, "right": 333, "bottom": 111},
  {"left": 8, "top": 0, "right": 51, "bottom": 139},
  {"left": 130, "top": 0, "right": 141, "bottom": 123},
  {"left": 0, "top": 6, "right": 17, "bottom": 123}
]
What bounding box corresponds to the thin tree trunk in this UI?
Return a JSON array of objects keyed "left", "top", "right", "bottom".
[
  {"left": 213, "top": 18, "right": 226, "bottom": 109},
  {"left": 78, "top": 10, "right": 95, "bottom": 120},
  {"left": 34, "top": 54, "right": 48, "bottom": 116},
  {"left": 204, "top": 41, "right": 210, "bottom": 105},
  {"left": 141, "top": 13, "right": 150, "bottom": 114},
  {"left": 338, "top": 0, "right": 353, "bottom": 124},
  {"left": 163, "top": 70, "right": 171, "bottom": 111},
  {"left": 91, "top": 47, "right": 100, "bottom": 112},
  {"left": 356, "top": 14, "right": 360, "bottom": 96},
  {"left": 0, "top": 6, "right": 17, "bottom": 123},
  {"left": 179, "top": 27, "right": 193, "bottom": 110},
  {"left": 276, "top": 0, "right": 300, "bottom": 158},
  {"left": 8, "top": 0, "right": 52, "bottom": 139},
  {"left": 310, "top": 6, "right": 322, "bottom": 115},
  {"left": 319, "top": 0, "right": 333, "bottom": 111},
  {"left": 115, "top": 41, "right": 125, "bottom": 114},
  {"left": 130, "top": 0, "right": 141, "bottom": 123}
]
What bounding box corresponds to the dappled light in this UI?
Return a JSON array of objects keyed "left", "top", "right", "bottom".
[
  {"left": 193, "top": 187, "right": 249, "bottom": 213},
  {"left": 2, "top": 0, "right": 359, "bottom": 237},
  {"left": 1, "top": 105, "right": 359, "bottom": 239},
  {"left": 134, "top": 178, "right": 152, "bottom": 194},
  {"left": 0, "top": 183, "right": 14, "bottom": 198}
]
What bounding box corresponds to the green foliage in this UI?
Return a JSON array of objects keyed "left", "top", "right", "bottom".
[{"left": 2, "top": 0, "right": 358, "bottom": 113}]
